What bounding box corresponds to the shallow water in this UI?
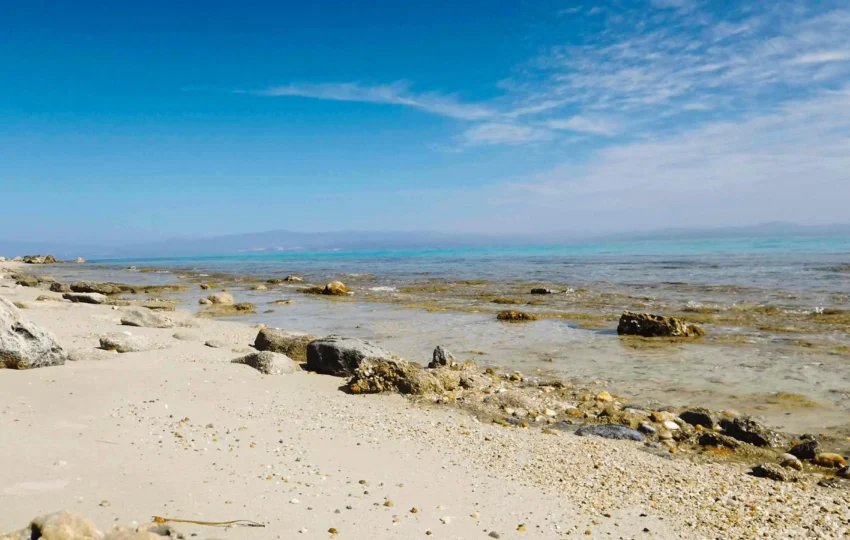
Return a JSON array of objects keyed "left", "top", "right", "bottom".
[{"left": 25, "top": 237, "right": 850, "bottom": 435}]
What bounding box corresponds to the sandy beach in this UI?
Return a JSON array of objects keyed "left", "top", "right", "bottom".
[{"left": 2, "top": 261, "right": 849, "bottom": 539}]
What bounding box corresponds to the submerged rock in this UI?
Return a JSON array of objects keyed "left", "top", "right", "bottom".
[
  {"left": 0, "top": 296, "right": 66, "bottom": 369},
  {"left": 120, "top": 307, "right": 175, "bottom": 328},
  {"left": 196, "top": 302, "right": 256, "bottom": 318},
  {"left": 284, "top": 275, "right": 304, "bottom": 282},
  {"left": 206, "top": 291, "right": 234, "bottom": 305},
  {"left": 63, "top": 292, "right": 108, "bottom": 304},
  {"left": 530, "top": 288, "right": 558, "bottom": 295},
  {"left": 617, "top": 311, "right": 705, "bottom": 338},
  {"left": 232, "top": 351, "right": 300, "bottom": 375},
  {"left": 720, "top": 416, "right": 783, "bottom": 447},
  {"left": 429, "top": 345, "right": 455, "bottom": 368},
  {"left": 306, "top": 336, "right": 397, "bottom": 376},
  {"left": 73, "top": 257, "right": 86, "bottom": 263},
  {"left": 496, "top": 310, "right": 538, "bottom": 322},
  {"left": 574, "top": 424, "right": 645, "bottom": 442},
  {"left": 253, "top": 328, "right": 317, "bottom": 363}
]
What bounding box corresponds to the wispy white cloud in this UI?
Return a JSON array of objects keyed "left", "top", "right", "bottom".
[
  {"left": 486, "top": 87, "right": 850, "bottom": 229},
  {"left": 791, "top": 50, "right": 850, "bottom": 65},
  {"left": 461, "top": 123, "right": 551, "bottom": 146},
  {"left": 261, "top": 81, "right": 495, "bottom": 121},
  {"left": 546, "top": 116, "right": 618, "bottom": 136}
]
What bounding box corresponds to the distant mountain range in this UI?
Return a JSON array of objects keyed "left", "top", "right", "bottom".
[{"left": 2, "top": 222, "right": 849, "bottom": 260}]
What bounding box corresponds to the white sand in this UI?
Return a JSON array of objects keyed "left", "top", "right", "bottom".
[{"left": 1, "top": 263, "right": 848, "bottom": 539}]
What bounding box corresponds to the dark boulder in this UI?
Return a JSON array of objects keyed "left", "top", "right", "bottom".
[
  {"left": 617, "top": 311, "right": 705, "bottom": 338},
  {"left": 720, "top": 416, "right": 783, "bottom": 447},
  {"left": 678, "top": 408, "right": 715, "bottom": 428},
  {"left": 253, "top": 328, "right": 318, "bottom": 363},
  {"left": 306, "top": 336, "right": 397, "bottom": 376}
]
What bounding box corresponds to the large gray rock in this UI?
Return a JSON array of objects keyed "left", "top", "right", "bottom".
[
  {"left": 120, "top": 307, "right": 175, "bottom": 328},
  {"left": 0, "top": 296, "right": 67, "bottom": 369},
  {"left": 232, "top": 351, "right": 300, "bottom": 375},
  {"left": 253, "top": 328, "right": 318, "bottom": 362},
  {"left": 63, "top": 292, "right": 108, "bottom": 304},
  {"left": 306, "top": 336, "right": 397, "bottom": 376},
  {"left": 14, "top": 275, "right": 39, "bottom": 287},
  {"left": 617, "top": 311, "right": 705, "bottom": 338},
  {"left": 99, "top": 333, "right": 159, "bottom": 353}
]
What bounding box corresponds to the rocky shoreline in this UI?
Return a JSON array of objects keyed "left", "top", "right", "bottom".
[{"left": 3, "top": 260, "right": 850, "bottom": 538}]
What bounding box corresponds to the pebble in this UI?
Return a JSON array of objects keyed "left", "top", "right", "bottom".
[
  {"left": 638, "top": 422, "right": 657, "bottom": 436},
  {"left": 439, "top": 516, "right": 451, "bottom": 524},
  {"left": 663, "top": 421, "right": 680, "bottom": 431},
  {"left": 488, "top": 532, "right": 501, "bottom": 539},
  {"left": 290, "top": 498, "right": 300, "bottom": 504}
]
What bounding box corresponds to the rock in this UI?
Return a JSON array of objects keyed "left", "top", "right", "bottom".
[
  {"left": 63, "top": 292, "right": 108, "bottom": 304},
  {"left": 38, "top": 275, "right": 56, "bottom": 283},
  {"left": 596, "top": 391, "right": 614, "bottom": 402},
  {"left": 284, "top": 275, "right": 304, "bottom": 282},
  {"left": 616, "top": 311, "right": 705, "bottom": 338},
  {"left": 429, "top": 345, "right": 455, "bottom": 368},
  {"left": 270, "top": 299, "right": 294, "bottom": 305},
  {"left": 650, "top": 411, "right": 676, "bottom": 423},
  {"left": 204, "top": 339, "right": 227, "bottom": 348},
  {"left": 638, "top": 422, "right": 657, "bottom": 436},
  {"left": 837, "top": 465, "right": 850, "bottom": 478},
  {"left": 4, "top": 510, "right": 101, "bottom": 539},
  {"left": 813, "top": 453, "right": 847, "bottom": 468},
  {"left": 496, "top": 310, "right": 538, "bottom": 322},
  {"left": 574, "top": 424, "right": 645, "bottom": 442},
  {"left": 752, "top": 463, "right": 796, "bottom": 482},
  {"left": 306, "top": 336, "right": 398, "bottom": 376},
  {"left": 15, "top": 275, "right": 39, "bottom": 287},
  {"left": 323, "top": 281, "right": 350, "bottom": 296},
  {"left": 198, "top": 298, "right": 211, "bottom": 305},
  {"left": 36, "top": 295, "right": 62, "bottom": 302},
  {"left": 253, "top": 328, "right": 318, "bottom": 362},
  {"left": 0, "top": 296, "right": 67, "bottom": 369},
  {"left": 663, "top": 420, "right": 680, "bottom": 431},
  {"left": 199, "top": 283, "right": 210, "bottom": 290},
  {"left": 788, "top": 440, "right": 819, "bottom": 460},
  {"left": 251, "top": 284, "right": 267, "bottom": 290},
  {"left": 780, "top": 456, "right": 803, "bottom": 471},
  {"left": 99, "top": 333, "right": 159, "bottom": 353},
  {"left": 12, "top": 256, "right": 23, "bottom": 262},
  {"left": 50, "top": 282, "right": 71, "bottom": 293},
  {"left": 22, "top": 254, "right": 57, "bottom": 264},
  {"left": 698, "top": 432, "right": 742, "bottom": 449},
  {"left": 71, "top": 281, "right": 124, "bottom": 295},
  {"left": 232, "top": 351, "right": 300, "bottom": 375},
  {"left": 530, "top": 288, "right": 558, "bottom": 295},
  {"left": 207, "top": 292, "right": 234, "bottom": 305},
  {"left": 73, "top": 257, "right": 86, "bottom": 263},
  {"left": 349, "top": 358, "right": 442, "bottom": 395},
  {"left": 172, "top": 331, "right": 200, "bottom": 341},
  {"left": 720, "top": 416, "right": 783, "bottom": 447},
  {"left": 120, "top": 307, "right": 175, "bottom": 328},
  {"left": 196, "top": 302, "right": 256, "bottom": 317},
  {"left": 678, "top": 408, "right": 715, "bottom": 428}
]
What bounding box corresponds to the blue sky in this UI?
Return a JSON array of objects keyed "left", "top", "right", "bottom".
[{"left": 2, "top": 0, "right": 850, "bottom": 244}]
